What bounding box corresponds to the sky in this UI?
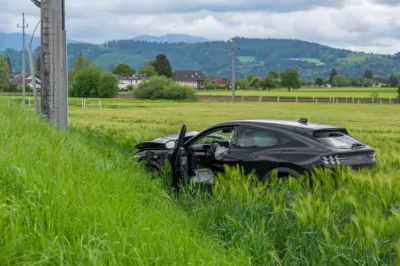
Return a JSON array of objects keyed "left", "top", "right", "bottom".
[{"left": 1, "top": 0, "right": 400, "bottom": 54}]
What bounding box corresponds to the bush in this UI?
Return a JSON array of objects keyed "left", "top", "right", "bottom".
[
  {"left": 71, "top": 67, "right": 119, "bottom": 98},
  {"left": 98, "top": 72, "right": 119, "bottom": 98},
  {"left": 134, "top": 76, "right": 196, "bottom": 100}
]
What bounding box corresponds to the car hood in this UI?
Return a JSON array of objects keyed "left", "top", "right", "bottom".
[{"left": 135, "top": 131, "right": 199, "bottom": 150}]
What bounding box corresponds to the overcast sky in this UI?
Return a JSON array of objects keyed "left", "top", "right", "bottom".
[{"left": 1, "top": 0, "right": 400, "bottom": 54}]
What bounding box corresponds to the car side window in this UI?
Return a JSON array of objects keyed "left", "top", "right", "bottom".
[
  {"left": 191, "top": 127, "right": 236, "bottom": 147},
  {"left": 236, "top": 128, "right": 289, "bottom": 149}
]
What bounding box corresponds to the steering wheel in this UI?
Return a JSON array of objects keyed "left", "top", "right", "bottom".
[{"left": 210, "top": 140, "right": 222, "bottom": 155}]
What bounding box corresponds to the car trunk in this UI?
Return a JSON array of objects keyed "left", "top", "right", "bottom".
[{"left": 311, "top": 129, "right": 376, "bottom": 169}]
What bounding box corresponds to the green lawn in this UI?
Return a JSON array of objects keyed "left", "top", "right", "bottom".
[{"left": 236, "top": 56, "right": 256, "bottom": 63}]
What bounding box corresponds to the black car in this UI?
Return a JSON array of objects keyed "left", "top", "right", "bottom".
[{"left": 134, "top": 118, "right": 376, "bottom": 186}]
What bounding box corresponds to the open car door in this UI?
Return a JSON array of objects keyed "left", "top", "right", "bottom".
[{"left": 170, "top": 124, "right": 189, "bottom": 189}]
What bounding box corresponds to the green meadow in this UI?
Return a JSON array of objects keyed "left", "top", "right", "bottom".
[{"left": 1, "top": 96, "right": 400, "bottom": 265}]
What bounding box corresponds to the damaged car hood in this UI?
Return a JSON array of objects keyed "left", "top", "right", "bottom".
[{"left": 135, "top": 131, "right": 200, "bottom": 150}]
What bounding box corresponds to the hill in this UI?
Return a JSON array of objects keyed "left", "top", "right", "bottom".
[
  {"left": 3, "top": 36, "right": 400, "bottom": 80},
  {"left": 0, "top": 32, "right": 41, "bottom": 51}
]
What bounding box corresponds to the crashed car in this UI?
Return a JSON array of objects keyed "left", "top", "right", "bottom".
[{"left": 134, "top": 118, "right": 377, "bottom": 186}]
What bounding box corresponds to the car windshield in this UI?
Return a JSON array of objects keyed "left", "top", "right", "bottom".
[{"left": 313, "top": 130, "right": 364, "bottom": 149}]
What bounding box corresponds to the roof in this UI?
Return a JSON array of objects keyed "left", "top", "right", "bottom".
[
  {"left": 372, "top": 77, "right": 389, "bottom": 84},
  {"left": 214, "top": 119, "right": 344, "bottom": 134},
  {"left": 114, "top": 74, "right": 145, "bottom": 81},
  {"left": 172, "top": 70, "right": 206, "bottom": 81},
  {"left": 9, "top": 73, "right": 41, "bottom": 85}
]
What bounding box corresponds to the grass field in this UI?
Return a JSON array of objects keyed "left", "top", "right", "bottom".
[
  {"left": 197, "top": 87, "right": 399, "bottom": 99},
  {"left": 2, "top": 96, "right": 400, "bottom": 265}
]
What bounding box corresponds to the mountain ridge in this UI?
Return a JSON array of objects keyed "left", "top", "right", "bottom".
[{"left": 2, "top": 33, "right": 399, "bottom": 80}]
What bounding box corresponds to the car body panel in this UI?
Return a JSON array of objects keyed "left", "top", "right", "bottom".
[{"left": 134, "top": 118, "right": 376, "bottom": 185}]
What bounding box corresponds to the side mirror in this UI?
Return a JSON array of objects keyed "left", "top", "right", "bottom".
[{"left": 165, "top": 140, "right": 177, "bottom": 149}]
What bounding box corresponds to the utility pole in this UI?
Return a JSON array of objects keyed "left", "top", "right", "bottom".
[
  {"left": 17, "top": 13, "right": 28, "bottom": 106},
  {"left": 38, "top": 0, "right": 68, "bottom": 130},
  {"left": 231, "top": 37, "right": 236, "bottom": 103}
]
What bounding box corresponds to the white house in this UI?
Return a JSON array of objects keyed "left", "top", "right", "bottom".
[
  {"left": 115, "top": 74, "right": 145, "bottom": 90},
  {"left": 9, "top": 73, "right": 41, "bottom": 89}
]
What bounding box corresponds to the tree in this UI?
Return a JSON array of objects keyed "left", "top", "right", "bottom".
[
  {"left": 5, "top": 56, "right": 12, "bottom": 72},
  {"left": 112, "top": 64, "right": 136, "bottom": 77},
  {"left": 68, "top": 56, "right": 95, "bottom": 92},
  {"left": 332, "top": 75, "right": 350, "bottom": 87},
  {"left": 389, "top": 75, "right": 398, "bottom": 87},
  {"left": 70, "top": 66, "right": 103, "bottom": 97},
  {"left": 153, "top": 54, "right": 172, "bottom": 78},
  {"left": 0, "top": 53, "right": 10, "bottom": 92},
  {"left": 261, "top": 71, "right": 280, "bottom": 91},
  {"left": 98, "top": 72, "right": 119, "bottom": 98},
  {"left": 139, "top": 60, "right": 156, "bottom": 76},
  {"left": 363, "top": 69, "right": 373, "bottom": 79},
  {"left": 398, "top": 84, "right": 400, "bottom": 97},
  {"left": 329, "top": 68, "right": 338, "bottom": 84},
  {"left": 72, "top": 56, "right": 94, "bottom": 71},
  {"left": 280, "top": 68, "right": 301, "bottom": 92},
  {"left": 315, "top": 77, "right": 324, "bottom": 87},
  {"left": 248, "top": 76, "right": 261, "bottom": 89}
]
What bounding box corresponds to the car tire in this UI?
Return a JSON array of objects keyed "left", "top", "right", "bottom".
[
  {"left": 144, "top": 161, "right": 163, "bottom": 178},
  {"left": 262, "top": 167, "right": 302, "bottom": 182}
]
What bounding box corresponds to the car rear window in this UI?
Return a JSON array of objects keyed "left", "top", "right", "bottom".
[{"left": 312, "top": 130, "right": 364, "bottom": 149}]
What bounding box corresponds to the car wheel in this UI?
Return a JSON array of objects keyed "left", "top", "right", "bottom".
[
  {"left": 144, "top": 161, "right": 162, "bottom": 178},
  {"left": 262, "top": 167, "right": 302, "bottom": 182}
]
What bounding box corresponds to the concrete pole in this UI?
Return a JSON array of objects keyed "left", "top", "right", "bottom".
[
  {"left": 60, "top": 0, "right": 68, "bottom": 131},
  {"left": 18, "top": 13, "right": 28, "bottom": 106},
  {"left": 41, "top": 0, "right": 64, "bottom": 129}
]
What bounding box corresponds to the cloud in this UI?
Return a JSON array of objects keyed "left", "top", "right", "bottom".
[{"left": 0, "top": 0, "right": 400, "bottom": 54}]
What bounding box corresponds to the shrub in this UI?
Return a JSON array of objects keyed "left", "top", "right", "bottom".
[
  {"left": 134, "top": 76, "right": 196, "bottom": 100},
  {"left": 98, "top": 72, "right": 119, "bottom": 98},
  {"left": 71, "top": 67, "right": 119, "bottom": 98}
]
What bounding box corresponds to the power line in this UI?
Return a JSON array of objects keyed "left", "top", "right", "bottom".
[{"left": 17, "top": 12, "right": 28, "bottom": 107}]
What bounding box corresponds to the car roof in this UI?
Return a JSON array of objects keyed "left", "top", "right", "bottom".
[{"left": 213, "top": 119, "right": 344, "bottom": 134}]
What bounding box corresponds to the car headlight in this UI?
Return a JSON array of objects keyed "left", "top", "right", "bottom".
[{"left": 133, "top": 151, "right": 147, "bottom": 158}]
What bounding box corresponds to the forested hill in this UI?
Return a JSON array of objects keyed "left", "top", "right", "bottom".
[{"left": 4, "top": 37, "right": 400, "bottom": 80}]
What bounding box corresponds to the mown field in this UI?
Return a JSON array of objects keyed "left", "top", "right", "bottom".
[
  {"left": 197, "top": 87, "right": 398, "bottom": 99},
  {"left": 1, "top": 96, "right": 400, "bottom": 265}
]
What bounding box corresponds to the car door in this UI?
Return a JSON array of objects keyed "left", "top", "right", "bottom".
[
  {"left": 186, "top": 126, "right": 238, "bottom": 177},
  {"left": 222, "top": 126, "right": 287, "bottom": 179},
  {"left": 170, "top": 124, "right": 189, "bottom": 189}
]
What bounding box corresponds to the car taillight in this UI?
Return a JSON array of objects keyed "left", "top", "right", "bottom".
[{"left": 321, "top": 155, "right": 348, "bottom": 165}]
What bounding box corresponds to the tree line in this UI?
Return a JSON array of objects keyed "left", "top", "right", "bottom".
[{"left": 4, "top": 37, "right": 400, "bottom": 81}]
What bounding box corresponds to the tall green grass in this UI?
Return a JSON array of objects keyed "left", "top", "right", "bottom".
[
  {"left": 0, "top": 99, "right": 248, "bottom": 265},
  {"left": 64, "top": 98, "right": 400, "bottom": 265},
  {"left": 177, "top": 164, "right": 400, "bottom": 265}
]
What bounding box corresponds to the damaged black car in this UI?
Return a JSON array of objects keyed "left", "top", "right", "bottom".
[{"left": 134, "top": 118, "right": 377, "bottom": 186}]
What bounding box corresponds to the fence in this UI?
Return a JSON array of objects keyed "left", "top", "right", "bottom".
[{"left": 198, "top": 95, "right": 400, "bottom": 104}]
